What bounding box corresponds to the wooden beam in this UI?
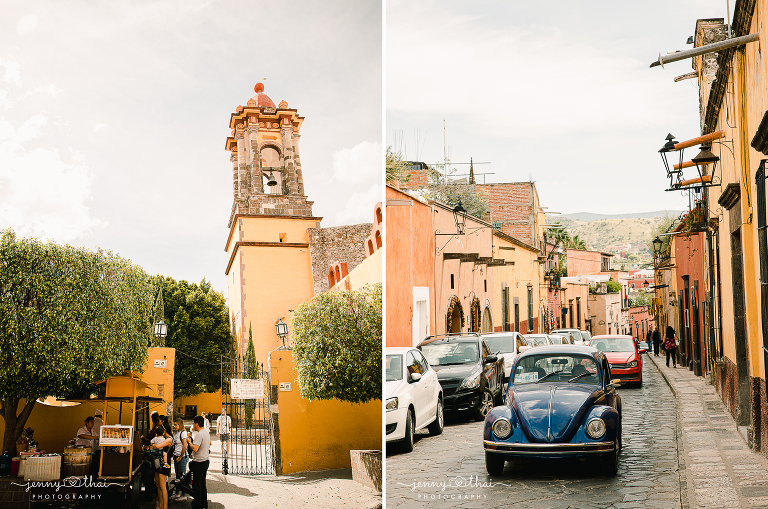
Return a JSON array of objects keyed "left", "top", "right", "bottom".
[{"left": 673, "top": 130, "right": 724, "bottom": 151}]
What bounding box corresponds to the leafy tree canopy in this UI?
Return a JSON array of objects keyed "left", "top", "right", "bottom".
[
  {"left": 292, "top": 283, "right": 382, "bottom": 404},
  {"left": 647, "top": 213, "right": 679, "bottom": 259},
  {"left": 0, "top": 229, "right": 154, "bottom": 453},
  {"left": 606, "top": 278, "right": 622, "bottom": 294},
  {"left": 153, "top": 276, "right": 233, "bottom": 398},
  {"left": 386, "top": 147, "right": 411, "bottom": 185}
]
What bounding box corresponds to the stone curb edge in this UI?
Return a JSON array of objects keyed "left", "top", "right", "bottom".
[{"left": 646, "top": 354, "right": 689, "bottom": 509}]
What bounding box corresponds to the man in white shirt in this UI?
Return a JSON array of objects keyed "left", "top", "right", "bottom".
[
  {"left": 189, "top": 415, "right": 210, "bottom": 509},
  {"left": 216, "top": 409, "right": 232, "bottom": 456},
  {"left": 75, "top": 417, "right": 99, "bottom": 477}
]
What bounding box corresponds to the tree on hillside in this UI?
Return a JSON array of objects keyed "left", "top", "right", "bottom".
[
  {"left": 647, "top": 213, "right": 679, "bottom": 260},
  {"left": 292, "top": 283, "right": 381, "bottom": 404},
  {"left": 0, "top": 230, "right": 155, "bottom": 454},
  {"left": 154, "top": 276, "right": 233, "bottom": 398}
]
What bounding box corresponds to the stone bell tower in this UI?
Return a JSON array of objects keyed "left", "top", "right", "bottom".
[
  {"left": 224, "top": 83, "right": 320, "bottom": 363},
  {"left": 225, "top": 83, "right": 313, "bottom": 223}
]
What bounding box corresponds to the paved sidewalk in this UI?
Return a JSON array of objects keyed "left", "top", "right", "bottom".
[
  {"left": 646, "top": 352, "right": 768, "bottom": 509},
  {"left": 160, "top": 434, "right": 381, "bottom": 509}
]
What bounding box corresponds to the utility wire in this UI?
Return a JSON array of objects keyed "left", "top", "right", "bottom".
[{"left": 174, "top": 347, "right": 220, "bottom": 366}]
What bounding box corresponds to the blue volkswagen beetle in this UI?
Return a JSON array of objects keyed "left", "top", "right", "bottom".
[{"left": 483, "top": 345, "right": 622, "bottom": 476}]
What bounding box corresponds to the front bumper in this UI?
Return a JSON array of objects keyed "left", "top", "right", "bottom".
[
  {"left": 385, "top": 406, "right": 407, "bottom": 442},
  {"left": 483, "top": 439, "right": 615, "bottom": 456},
  {"left": 443, "top": 389, "right": 482, "bottom": 413},
  {"left": 610, "top": 367, "right": 642, "bottom": 383}
]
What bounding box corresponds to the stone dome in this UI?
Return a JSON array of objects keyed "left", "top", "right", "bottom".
[{"left": 247, "top": 83, "right": 276, "bottom": 109}]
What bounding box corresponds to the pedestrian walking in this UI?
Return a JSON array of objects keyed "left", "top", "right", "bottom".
[
  {"left": 663, "top": 326, "right": 677, "bottom": 368},
  {"left": 189, "top": 415, "right": 211, "bottom": 509},
  {"left": 652, "top": 328, "right": 661, "bottom": 356}
]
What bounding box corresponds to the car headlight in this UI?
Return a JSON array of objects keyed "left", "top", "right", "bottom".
[
  {"left": 385, "top": 397, "right": 398, "bottom": 412},
  {"left": 459, "top": 370, "right": 481, "bottom": 391},
  {"left": 492, "top": 418, "right": 512, "bottom": 439},
  {"left": 627, "top": 360, "right": 638, "bottom": 368},
  {"left": 586, "top": 418, "right": 606, "bottom": 439}
]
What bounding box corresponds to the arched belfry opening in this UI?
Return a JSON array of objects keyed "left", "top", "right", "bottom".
[{"left": 225, "top": 83, "right": 312, "bottom": 220}]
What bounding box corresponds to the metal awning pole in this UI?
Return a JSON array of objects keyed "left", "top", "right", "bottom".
[{"left": 650, "top": 32, "right": 760, "bottom": 68}]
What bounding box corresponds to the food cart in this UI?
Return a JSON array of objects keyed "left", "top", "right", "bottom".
[{"left": 61, "top": 371, "right": 167, "bottom": 508}]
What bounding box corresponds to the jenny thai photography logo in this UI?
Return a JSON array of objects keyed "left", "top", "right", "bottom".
[
  {"left": 397, "top": 475, "right": 511, "bottom": 501},
  {"left": 12, "top": 475, "right": 124, "bottom": 501}
]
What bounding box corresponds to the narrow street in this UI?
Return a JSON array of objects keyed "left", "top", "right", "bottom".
[{"left": 386, "top": 358, "right": 681, "bottom": 509}]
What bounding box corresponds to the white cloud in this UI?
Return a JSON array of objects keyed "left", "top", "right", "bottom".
[
  {"left": 334, "top": 184, "right": 382, "bottom": 225},
  {"left": 94, "top": 123, "right": 108, "bottom": 132},
  {"left": 0, "top": 107, "right": 105, "bottom": 242},
  {"left": 16, "top": 14, "right": 39, "bottom": 36},
  {"left": 1, "top": 57, "right": 21, "bottom": 86},
  {"left": 332, "top": 141, "right": 382, "bottom": 184}
]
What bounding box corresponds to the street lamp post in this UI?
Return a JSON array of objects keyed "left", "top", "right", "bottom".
[
  {"left": 275, "top": 319, "right": 288, "bottom": 349},
  {"left": 153, "top": 319, "right": 168, "bottom": 347}
]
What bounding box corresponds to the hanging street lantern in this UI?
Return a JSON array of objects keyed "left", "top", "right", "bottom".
[
  {"left": 275, "top": 318, "right": 288, "bottom": 348},
  {"left": 453, "top": 201, "right": 467, "bottom": 235}
]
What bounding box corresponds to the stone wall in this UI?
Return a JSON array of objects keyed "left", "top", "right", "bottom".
[{"left": 309, "top": 224, "right": 372, "bottom": 294}]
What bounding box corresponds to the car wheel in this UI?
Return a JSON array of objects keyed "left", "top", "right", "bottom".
[
  {"left": 476, "top": 389, "right": 494, "bottom": 421},
  {"left": 428, "top": 398, "right": 444, "bottom": 436},
  {"left": 402, "top": 408, "right": 415, "bottom": 453},
  {"left": 636, "top": 377, "right": 643, "bottom": 388},
  {"left": 485, "top": 451, "right": 505, "bottom": 476},
  {"left": 603, "top": 437, "right": 619, "bottom": 476}
]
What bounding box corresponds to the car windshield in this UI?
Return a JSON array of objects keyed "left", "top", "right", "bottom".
[
  {"left": 386, "top": 355, "right": 403, "bottom": 381},
  {"left": 484, "top": 335, "right": 515, "bottom": 354},
  {"left": 512, "top": 354, "right": 600, "bottom": 385},
  {"left": 591, "top": 337, "right": 636, "bottom": 353},
  {"left": 420, "top": 340, "right": 479, "bottom": 366},
  {"left": 525, "top": 335, "right": 549, "bottom": 346}
]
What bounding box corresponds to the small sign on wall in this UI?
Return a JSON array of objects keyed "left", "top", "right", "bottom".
[
  {"left": 279, "top": 383, "right": 291, "bottom": 391},
  {"left": 154, "top": 359, "right": 167, "bottom": 368},
  {"left": 231, "top": 378, "right": 264, "bottom": 399}
]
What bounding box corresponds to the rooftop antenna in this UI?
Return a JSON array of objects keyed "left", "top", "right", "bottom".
[
  {"left": 443, "top": 119, "right": 448, "bottom": 180},
  {"left": 726, "top": 0, "right": 732, "bottom": 37}
]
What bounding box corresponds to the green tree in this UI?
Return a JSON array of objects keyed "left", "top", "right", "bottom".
[
  {"left": 426, "top": 169, "right": 489, "bottom": 220},
  {"left": 386, "top": 147, "right": 411, "bottom": 184},
  {"left": 244, "top": 324, "right": 256, "bottom": 429},
  {"left": 292, "top": 283, "right": 382, "bottom": 404},
  {"left": 155, "top": 276, "right": 233, "bottom": 398},
  {"left": 647, "top": 213, "right": 679, "bottom": 259},
  {"left": 628, "top": 291, "right": 651, "bottom": 308},
  {"left": 0, "top": 230, "right": 154, "bottom": 454},
  {"left": 606, "top": 278, "right": 622, "bottom": 293}
]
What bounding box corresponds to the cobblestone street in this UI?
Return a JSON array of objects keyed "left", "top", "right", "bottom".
[{"left": 386, "top": 358, "right": 681, "bottom": 509}]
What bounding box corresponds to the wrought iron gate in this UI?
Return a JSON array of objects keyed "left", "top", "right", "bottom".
[{"left": 220, "top": 355, "right": 274, "bottom": 475}]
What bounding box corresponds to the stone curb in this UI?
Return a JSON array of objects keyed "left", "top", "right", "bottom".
[{"left": 645, "top": 353, "right": 689, "bottom": 509}]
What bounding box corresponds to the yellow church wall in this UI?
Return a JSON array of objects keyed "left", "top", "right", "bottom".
[
  {"left": 268, "top": 350, "right": 381, "bottom": 474},
  {"left": 174, "top": 391, "right": 222, "bottom": 417},
  {"left": 226, "top": 216, "right": 318, "bottom": 365},
  {"left": 330, "top": 248, "right": 382, "bottom": 291}
]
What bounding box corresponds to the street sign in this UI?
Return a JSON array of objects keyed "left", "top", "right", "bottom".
[{"left": 231, "top": 378, "right": 264, "bottom": 399}]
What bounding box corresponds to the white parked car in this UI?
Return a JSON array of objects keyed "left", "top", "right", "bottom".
[
  {"left": 386, "top": 347, "right": 444, "bottom": 452},
  {"left": 482, "top": 332, "right": 531, "bottom": 383},
  {"left": 551, "top": 328, "right": 585, "bottom": 345}
]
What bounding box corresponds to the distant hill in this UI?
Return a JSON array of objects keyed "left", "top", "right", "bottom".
[
  {"left": 544, "top": 212, "right": 682, "bottom": 260},
  {"left": 555, "top": 210, "right": 684, "bottom": 222}
]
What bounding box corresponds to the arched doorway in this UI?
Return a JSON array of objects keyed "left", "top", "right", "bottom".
[
  {"left": 469, "top": 297, "right": 481, "bottom": 332},
  {"left": 481, "top": 306, "right": 493, "bottom": 332},
  {"left": 446, "top": 296, "right": 464, "bottom": 333}
]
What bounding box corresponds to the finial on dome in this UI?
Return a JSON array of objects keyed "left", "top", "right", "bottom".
[
  {"left": 254, "top": 83, "right": 265, "bottom": 93},
  {"left": 278, "top": 100, "right": 288, "bottom": 109}
]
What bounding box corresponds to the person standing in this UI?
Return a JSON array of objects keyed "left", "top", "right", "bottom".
[
  {"left": 189, "top": 415, "right": 210, "bottom": 509},
  {"left": 652, "top": 328, "right": 661, "bottom": 357},
  {"left": 151, "top": 421, "right": 173, "bottom": 509},
  {"left": 216, "top": 409, "right": 232, "bottom": 457},
  {"left": 170, "top": 419, "right": 190, "bottom": 501},
  {"left": 92, "top": 410, "right": 104, "bottom": 476},
  {"left": 75, "top": 417, "right": 99, "bottom": 477},
  {"left": 664, "top": 326, "right": 678, "bottom": 367}
]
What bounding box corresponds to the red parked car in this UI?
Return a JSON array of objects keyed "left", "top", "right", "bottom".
[{"left": 589, "top": 335, "right": 645, "bottom": 387}]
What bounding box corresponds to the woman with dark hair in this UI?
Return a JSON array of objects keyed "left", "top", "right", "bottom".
[
  {"left": 151, "top": 420, "right": 173, "bottom": 509},
  {"left": 663, "top": 326, "right": 678, "bottom": 368}
]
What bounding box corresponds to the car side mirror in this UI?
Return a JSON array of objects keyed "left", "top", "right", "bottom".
[
  {"left": 639, "top": 349, "right": 647, "bottom": 354},
  {"left": 610, "top": 379, "right": 622, "bottom": 387},
  {"left": 485, "top": 354, "right": 498, "bottom": 364},
  {"left": 409, "top": 372, "right": 422, "bottom": 383}
]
